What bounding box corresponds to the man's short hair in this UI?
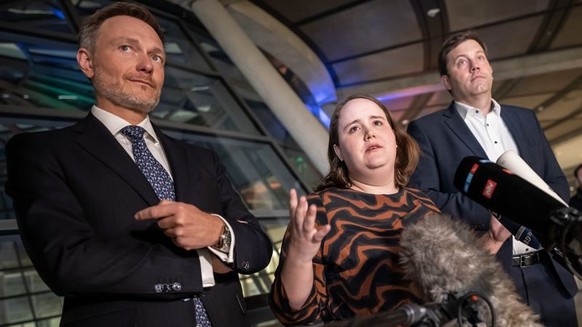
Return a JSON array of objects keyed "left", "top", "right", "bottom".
[
  {"left": 78, "top": 2, "right": 164, "bottom": 52},
  {"left": 438, "top": 30, "right": 487, "bottom": 76}
]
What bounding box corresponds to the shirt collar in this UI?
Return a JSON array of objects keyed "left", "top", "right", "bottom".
[
  {"left": 454, "top": 99, "right": 502, "bottom": 119},
  {"left": 90, "top": 105, "right": 160, "bottom": 144}
]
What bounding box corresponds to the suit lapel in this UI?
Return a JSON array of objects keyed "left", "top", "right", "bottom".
[
  {"left": 500, "top": 106, "right": 534, "bottom": 164},
  {"left": 154, "top": 127, "right": 191, "bottom": 203},
  {"left": 156, "top": 129, "right": 216, "bottom": 210},
  {"left": 73, "top": 114, "right": 160, "bottom": 206},
  {"left": 442, "top": 102, "right": 488, "bottom": 158}
]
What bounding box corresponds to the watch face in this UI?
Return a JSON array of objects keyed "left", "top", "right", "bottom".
[
  {"left": 222, "top": 229, "right": 231, "bottom": 247},
  {"left": 216, "top": 227, "right": 231, "bottom": 252}
]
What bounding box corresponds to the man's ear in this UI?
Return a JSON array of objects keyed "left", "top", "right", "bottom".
[
  {"left": 441, "top": 74, "right": 452, "bottom": 91},
  {"left": 333, "top": 144, "right": 343, "bottom": 161},
  {"left": 77, "top": 48, "right": 94, "bottom": 79}
]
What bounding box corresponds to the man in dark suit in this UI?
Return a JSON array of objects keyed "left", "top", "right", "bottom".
[
  {"left": 407, "top": 30, "right": 578, "bottom": 326},
  {"left": 4, "top": 3, "right": 272, "bottom": 327},
  {"left": 570, "top": 164, "right": 582, "bottom": 211}
]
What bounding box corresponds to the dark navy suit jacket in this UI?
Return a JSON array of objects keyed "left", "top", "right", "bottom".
[
  {"left": 407, "top": 102, "right": 578, "bottom": 297},
  {"left": 5, "top": 114, "right": 273, "bottom": 327}
]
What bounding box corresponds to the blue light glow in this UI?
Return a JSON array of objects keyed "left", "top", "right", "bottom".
[{"left": 50, "top": 8, "right": 65, "bottom": 20}]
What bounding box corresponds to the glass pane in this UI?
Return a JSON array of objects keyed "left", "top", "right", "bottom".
[
  {"left": 6, "top": 322, "right": 36, "bottom": 327},
  {"left": 243, "top": 100, "right": 322, "bottom": 189},
  {"left": 25, "top": 269, "right": 51, "bottom": 293},
  {"left": 0, "top": 32, "right": 93, "bottom": 111},
  {"left": 165, "top": 131, "right": 307, "bottom": 210},
  {"left": 32, "top": 292, "right": 63, "bottom": 319},
  {"left": 0, "top": 296, "right": 33, "bottom": 325},
  {"left": 36, "top": 317, "right": 61, "bottom": 327},
  {"left": 156, "top": 16, "right": 211, "bottom": 70},
  {"left": 16, "top": 242, "right": 33, "bottom": 268},
  {"left": 0, "top": 271, "right": 26, "bottom": 297},
  {"left": 0, "top": 1, "right": 74, "bottom": 34},
  {"left": 0, "top": 241, "right": 18, "bottom": 269},
  {"left": 0, "top": 188, "right": 15, "bottom": 220},
  {"left": 159, "top": 67, "right": 260, "bottom": 135},
  {"left": 193, "top": 31, "right": 262, "bottom": 103}
]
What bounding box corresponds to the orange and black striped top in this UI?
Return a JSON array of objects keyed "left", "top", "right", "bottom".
[{"left": 269, "top": 187, "right": 440, "bottom": 325}]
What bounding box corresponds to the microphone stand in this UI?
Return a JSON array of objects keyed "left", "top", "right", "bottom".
[{"left": 548, "top": 207, "right": 582, "bottom": 278}]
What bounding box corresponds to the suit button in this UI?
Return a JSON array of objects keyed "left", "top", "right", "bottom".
[
  {"left": 172, "top": 282, "right": 182, "bottom": 291},
  {"left": 154, "top": 284, "right": 163, "bottom": 293}
]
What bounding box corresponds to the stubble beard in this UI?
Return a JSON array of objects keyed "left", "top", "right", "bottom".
[{"left": 92, "top": 74, "right": 160, "bottom": 114}]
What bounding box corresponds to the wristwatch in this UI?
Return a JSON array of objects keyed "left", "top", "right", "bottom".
[{"left": 213, "top": 224, "right": 231, "bottom": 253}]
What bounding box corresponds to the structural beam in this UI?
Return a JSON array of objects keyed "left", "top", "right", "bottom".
[{"left": 337, "top": 46, "right": 582, "bottom": 100}]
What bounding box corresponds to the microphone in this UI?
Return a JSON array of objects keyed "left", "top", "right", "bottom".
[
  {"left": 399, "top": 214, "right": 543, "bottom": 327},
  {"left": 494, "top": 150, "right": 566, "bottom": 249},
  {"left": 496, "top": 150, "right": 567, "bottom": 206},
  {"left": 326, "top": 303, "right": 428, "bottom": 327},
  {"left": 454, "top": 156, "right": 582, "bottom": 277},
  {"left": 453, "top": 156, "right": 564, "bottom": 237}
]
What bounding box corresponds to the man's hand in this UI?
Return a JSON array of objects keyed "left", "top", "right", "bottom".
[
  {"left": 135, "top": 200, "right": 223, "bottom": 250},
  {"left": 479, "top": 215, "right": 512, "bottom": 254}
]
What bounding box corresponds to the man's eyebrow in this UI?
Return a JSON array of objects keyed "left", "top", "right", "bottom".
[{"left": 112, "top": 37, "right": 165, "bottom": 56}]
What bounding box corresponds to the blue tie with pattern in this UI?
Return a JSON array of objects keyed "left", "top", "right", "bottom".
[
  {"left": 121, "top": 125, "right": 175, "bottom": 201},
  {"left": 121, "top": 125, "right": 212, "bottom": 327}
]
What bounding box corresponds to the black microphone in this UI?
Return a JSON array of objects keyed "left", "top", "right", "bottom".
[
  {"left": 453, "top": 156, "right": 565, "bottom": 239},
  {"left": 454, "top": 156, "right": 582, "bottom": 278},
  {"left": 328, "top": 303, "right": 428, "bottom": 327}
]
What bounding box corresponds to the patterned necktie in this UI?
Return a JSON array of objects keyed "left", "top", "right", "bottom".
[
  {"left": 121, "top": 125, "right": 212, "bottom": 327},
  {"left": 121, "top": 125, "right": 175, "bottom": 201}
]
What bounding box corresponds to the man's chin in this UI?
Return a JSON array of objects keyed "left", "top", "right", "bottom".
[
  {"left": 133, "top": 103, "right": 157, "bottom": 114},
  {"left": 123, "top": 98, "right": 159, "bottom": 114}
]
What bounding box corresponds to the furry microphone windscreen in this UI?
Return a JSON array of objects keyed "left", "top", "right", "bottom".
[{"left": 399, "top": 214, "right": 542, "bottom": 327}]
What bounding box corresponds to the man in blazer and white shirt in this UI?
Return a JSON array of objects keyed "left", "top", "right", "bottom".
[
  {"left": 5, "top": 3, "right": 272, "bottom": 326},
  {"left": 407, "top": 30, "right": 578, "bottom": 326}
]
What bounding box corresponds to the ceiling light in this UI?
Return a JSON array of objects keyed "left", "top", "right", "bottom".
[
  {"left": 198, "top": 105, "right": 211, "bottom": 112},
  {"left": 58, "top": 95, "right": 78, "bottom": 100},
  {"left": 427, "top": 8, "right": 440, "bottom": 18}
]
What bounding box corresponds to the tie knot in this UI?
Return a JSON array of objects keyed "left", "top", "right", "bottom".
[{"left": 121, "top": 125, "right": 146, "bottom": 143}]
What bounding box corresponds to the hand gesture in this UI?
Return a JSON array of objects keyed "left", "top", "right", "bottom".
[
  {"left": 280, "top": 189, "right": 331, "bottom": 309},
  {"left": 285, "top": 189, "right": 330, "bottom": 263}
]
